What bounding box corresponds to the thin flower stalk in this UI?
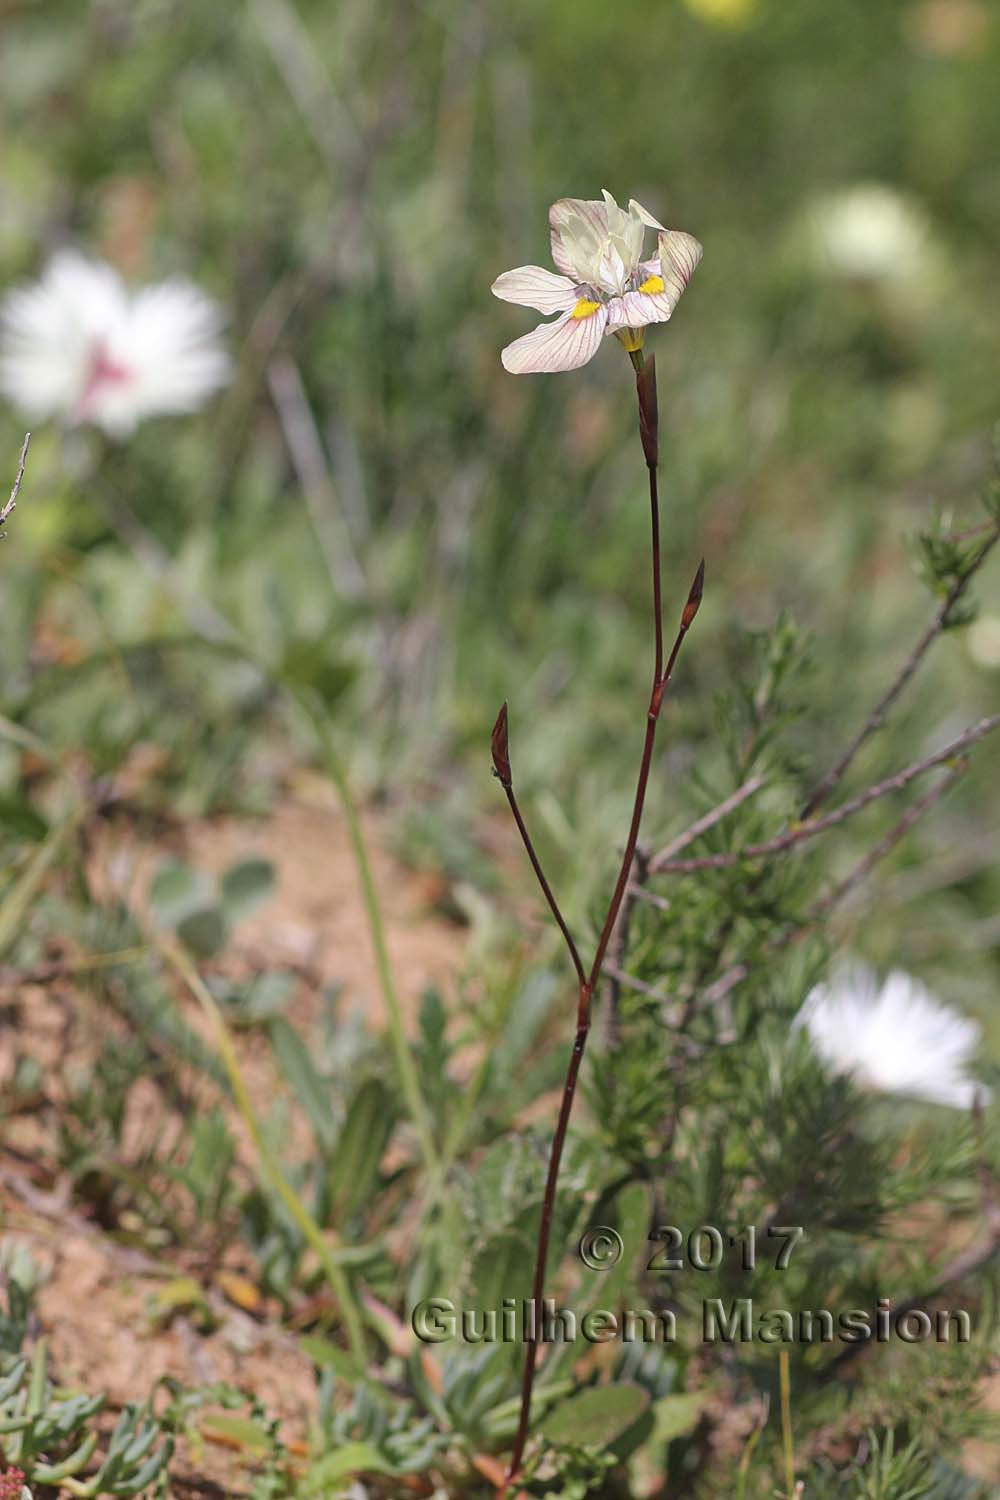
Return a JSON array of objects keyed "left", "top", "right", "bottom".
[
  {"left": 498, "top": 353, "right": 704, "bottom": 1488},
  {"left": 492, "top": 193, "right": 703, "bottom": 1487}
]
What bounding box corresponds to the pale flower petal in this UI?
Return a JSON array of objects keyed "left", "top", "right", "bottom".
[
  {"left": 500, "top": 304, "right": 608, "bottom": 374},
  {"left": 549, "top": 196, "right": 612, "bottom": 241},
  {"left": 605, "top": 289, "right": 675, "bottom": 329},
  {"left": 548, "top": 196, "right": 612, "bottom": 279},
  {"left": 629, "top": 198, "right": 667, "bottom": 232},
  {"left": 0, "top": 252, "right": 229, "bottom": 436},
  {"left": 491, "top": 265, "right": 578, "bottom": 314},
  {"left": 657, "top": 229, "right": 704, "bottom": 306},
  {"left": 118, "top": 280, "right": 231, "bottom": 420},
  {"left": 796, "top": 963, "right": 987, "bottom": 1110},
  {"left": 0, "top": 252, "right": 128, "bottom": 419},
  {"left": 606, "top": 229, "right": 703, "bottom": 330}
]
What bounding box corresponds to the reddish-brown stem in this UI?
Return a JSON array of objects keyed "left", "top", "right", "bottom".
[
  {"left": 503, "top": 356, "right": 703, "bottom": 1490},
  {"left": 506, "top": 1014, "right": 590, "bottom": 1489},
  {"left": 505, "top": 781, "right": 587, "bottom": 987},
  {"left": 492, "top": 703, "right": 586, "bottom": 988},
  {"left": 588, "top": 562, "right": 701, "bottom": 992},
  {"left": 650, "top": 463, "right": 664, "bottom": 684}
]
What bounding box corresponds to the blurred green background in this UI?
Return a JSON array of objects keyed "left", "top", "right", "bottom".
[{"left": 1, "top": 0, "right": 998, "bottom": 988}]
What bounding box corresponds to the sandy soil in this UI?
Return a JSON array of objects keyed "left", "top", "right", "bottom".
[{"left": 0, "top": 794, "right": 467, "bottom": 1495}]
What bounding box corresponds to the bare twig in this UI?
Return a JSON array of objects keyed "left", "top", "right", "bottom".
[
  {"left": 699, "top": 759, "right": 971, "bottom": 1006},
  {"left": 647, "top": 773, "right": 766, "bottom": 871},
  {"left": 602, "top": 957, "right": 672, "bottom": 1008},
  {"left": 800, "top": 516, "right": 1000, "bottom": 818},
  {"left": 701, "top": 962, "right": 750, "bottom": 1007},
  {"left": 629, "top": 884, "right": 671, "bottom": 912},
  {"left": 0, "top": 432, "right": 30, "bottom": 533},
  {"left": 648, "top": 715, "right": 999, "bottom": 875},
  {"left": 810, "top": 759, "right": 969, "bottom": 921}
]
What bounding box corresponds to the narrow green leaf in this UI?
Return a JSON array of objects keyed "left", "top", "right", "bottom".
[
  {"left": 327, "top": 1077, "right": 397, "bottom": 1216},
  {"left": 199, "top": 1413, "right": 272, "bottom": 1453},
  {"left": 301, "top": 1441, "right": 395, "bottom": 1491},
  {"left": 465, "top": 1229, "right": 533, "bottom": 1334},
  {"left": 269, "top": 1016, "right": 336, "bottom": 1151}
]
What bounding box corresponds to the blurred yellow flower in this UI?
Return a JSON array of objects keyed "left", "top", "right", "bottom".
[{"left": 682, "top": 0, "right": 757, "bottom": 28}]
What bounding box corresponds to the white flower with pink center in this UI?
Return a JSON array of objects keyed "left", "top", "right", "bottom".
[
  {"left": 0, "top": 251, "right": 230, "bottom": 438},
  {"left": 492, "top": 190, "right": 703, "bottom": 374}
]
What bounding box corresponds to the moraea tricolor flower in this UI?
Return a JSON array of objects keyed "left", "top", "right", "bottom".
[{"left": 492, "top": 191, "right": 702, "bottom": 374}]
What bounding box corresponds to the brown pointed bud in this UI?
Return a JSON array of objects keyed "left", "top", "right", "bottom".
[
  {"left": 636, "top": 355, "right": 658, "bottom": 470},
  {"left": 681, "top": 558, "right": 705, "bottom": 629},
  {"left": 491, "top": 701, "right": 512, "bottom": 787}
]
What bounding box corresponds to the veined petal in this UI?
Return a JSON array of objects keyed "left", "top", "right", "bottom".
[
  {"left": 549, "top": 196, "right": 611, "bottom": 239},
  {"left": 500, "top": 302, "right": 608, "bottom": 374},
  {"left": 629, "top": 198, "right": 666, "bottom": 232},
  {"left": 656, "top": 230, "right": 704, "bottom": 307},
  {"left": 607, "top": 229, "right": 703, "bottom": 330},
  {"left": 605, "top": 285, "right": 677, "bottom": 327},
  {"left": 549, "top": 195, "right": 611, "bottom": 276},
  {"left": 600, "top": 189, "right": 629, "bottom": 241},
  {"left": 605, "top": 289, "right": 674, "bottom": 329},
  {"left": 491, "top": 265, "right": 578, "bottom": 314}
]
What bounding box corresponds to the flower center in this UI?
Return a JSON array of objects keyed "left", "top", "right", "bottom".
[
  {"left": 571, "top": 298, "right": 601, "bottom": 320},
  {"left": 78, "top": 340, "right": 132, "bottom": 414},
  {"left": 639, "top": 273, "right": 666, "bottom": 294}
]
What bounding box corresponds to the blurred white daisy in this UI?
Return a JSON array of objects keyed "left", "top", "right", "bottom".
[
  {"left": 796, "top": 963, "right": 987, "bottom": 1109},
  {"left": 0, "top": 251, "right": 230, "bottom": 438},
  {"left": 803, "top": 183, "right": 935, "bottom": 284}
]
